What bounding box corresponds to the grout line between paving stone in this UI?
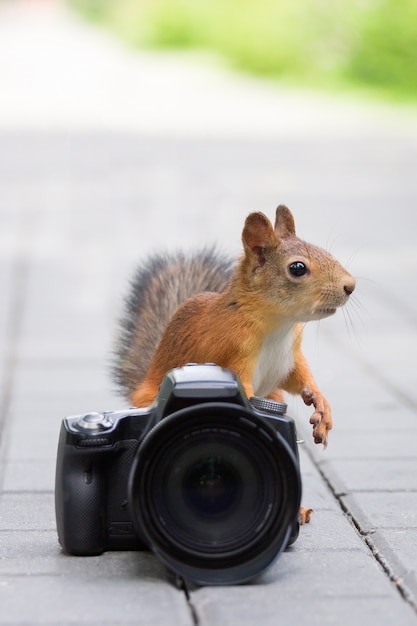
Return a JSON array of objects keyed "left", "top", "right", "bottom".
[
  {"left": 179, "top": 578, "right": 201, "bottom": 626},
  {"left": 303, "top": 443, "right": 417, "bottom": 616},
  {"left": 342, "top": 490, "right": 417, "bottom": 494},
  {"left": 363, "top": 535, "right": 417, "bottom": 613}
]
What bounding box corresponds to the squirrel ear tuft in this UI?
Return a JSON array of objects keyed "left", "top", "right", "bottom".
[
  {"left": 274, "top": 205, "right": 296, "bottom": 238},
  {"left": 242, "top": 212, "right": 278, "bottom": 265}
]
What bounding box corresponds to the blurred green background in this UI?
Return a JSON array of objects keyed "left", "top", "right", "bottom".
[{"left": 70, "top": 0, "right": 417, "bottom": 102}]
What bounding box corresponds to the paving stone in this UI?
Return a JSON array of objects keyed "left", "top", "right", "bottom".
[
  {"left": 342, "top": 492, "right": 417, "bottom": 532},
  {"left": 320, "top": 458, "right": 417, "bottom": 494},
  {"left": 0, "top": 576, "right": 192, "bottom": 626},
  {"left": 0, "top": 530, "right": 163, "bottom": 579},
  {"left": 0, "top": 493, "right": 55, "bottom": 532},
  {"left": 192, "top": 551, "right": 417, "bottom": 625},
  {"left": 10, "top": 362, "right": 119, "bottom": 410},
  {"left": 260, "top": 549, "right": 396, "bottom": 593},
  {"left": 290, "top": 509, "right": 368, "bottom": 553},
  {"left": 303, "top": 428, "right": 417, "bottom": 461},
  {"left": 0, "top": 459, "right": 56, "bottom": 492},
  {"left": 368, "top": 529, "right": 417, "bottom": 602},
  {"left": 298, "top": 448, "right": 341, "bottom": 513},
  {"left": 192, "top": 591, "right": 417, "bottom": 626}
]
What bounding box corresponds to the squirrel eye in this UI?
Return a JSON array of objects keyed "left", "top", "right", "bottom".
[{"left": 289, "top": 261, "right": 308, "bottom": 277}]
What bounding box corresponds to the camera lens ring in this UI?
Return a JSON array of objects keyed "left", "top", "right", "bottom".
[{"left": 129, "top": 402, "right": 301, "bottom": 585}]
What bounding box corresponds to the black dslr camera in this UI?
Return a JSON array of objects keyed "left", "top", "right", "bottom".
[{"left": 55, "top": 364, "right": 301, "bottom": 585}]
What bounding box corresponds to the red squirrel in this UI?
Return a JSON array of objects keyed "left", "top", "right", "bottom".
[{"left": 115, "top": 205, "right": 355, "bottom": 450}]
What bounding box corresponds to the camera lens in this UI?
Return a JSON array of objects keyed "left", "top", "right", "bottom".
[{"left": 129, "top": 403, "right": 300, "bottom": 585}]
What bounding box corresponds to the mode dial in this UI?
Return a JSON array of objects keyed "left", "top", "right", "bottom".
[{"left": 76, "top": 412, "right": 113, "bottom": 431}]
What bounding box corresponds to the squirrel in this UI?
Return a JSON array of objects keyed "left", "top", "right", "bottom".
[{"left": 114, "top": 205, "right": 355, "bottom": 450}]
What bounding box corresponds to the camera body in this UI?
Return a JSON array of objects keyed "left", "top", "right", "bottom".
[{"left": 55, "top": 364, "right": 301, "bottom": 585}]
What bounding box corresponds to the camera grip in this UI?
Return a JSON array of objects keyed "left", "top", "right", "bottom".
[{"left": 55, "top": 443, "right": 106, "bottom": 555}]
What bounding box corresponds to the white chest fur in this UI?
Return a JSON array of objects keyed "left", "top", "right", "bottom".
[{"left": 252, "top": 324, "right": 295, "bottom": 397}]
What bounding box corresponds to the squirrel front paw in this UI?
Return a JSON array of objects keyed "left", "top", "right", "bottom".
[
  {"left": 302, "top": 388, "right": 332, "bottom": 448},
  {"left": 299, "top": 506, "right": 313, "bottom": 525}
]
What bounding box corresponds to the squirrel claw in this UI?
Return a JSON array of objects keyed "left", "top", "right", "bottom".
[
  {"left": 313, "top": 426, "right": 328, "bottom": 448},
  {"left": 311, "top": 412, "right": 331, "bottom": 448},
  {"left": 309, "top": 412, "right": 321, "bottom": 428},
  {"left": 310, "top": 411, "right": 328, "bottom": 447}
]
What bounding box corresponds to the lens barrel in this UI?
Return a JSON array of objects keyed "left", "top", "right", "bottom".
[{"left": 128, "top": 403, "right": 301, "bottom": 585}]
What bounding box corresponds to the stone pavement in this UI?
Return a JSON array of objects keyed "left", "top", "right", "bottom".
[{"left": 1, "top": 1, "right": 417, "bottom": 624}]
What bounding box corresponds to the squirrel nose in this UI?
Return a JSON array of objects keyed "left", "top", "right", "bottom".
[{"left": 343, "top": 278, "right": 356, "bottom": 296}]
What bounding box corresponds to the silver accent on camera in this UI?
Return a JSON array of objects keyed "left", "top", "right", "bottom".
[{"left": 77, "top": 412, "right": 113, "bottom": 431}]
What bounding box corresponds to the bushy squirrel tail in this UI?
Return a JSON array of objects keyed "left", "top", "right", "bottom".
[{"left": 113, "top": 247, "right": 234, "bottom": 399}]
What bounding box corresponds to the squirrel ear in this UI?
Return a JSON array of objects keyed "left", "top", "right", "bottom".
[
  {"left": 242, "top": 212, "right": 279, "bottom": 266},
  {"left": 274, "top": 205, "right": 296, "bottom": 238}
]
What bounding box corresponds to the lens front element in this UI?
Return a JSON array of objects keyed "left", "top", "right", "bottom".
[
  {"left": 153, "top": 433, "right": 280, "bottom": 557},
  {"left": 185, "top": 453, "right": 241, "bottom": 518}
]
